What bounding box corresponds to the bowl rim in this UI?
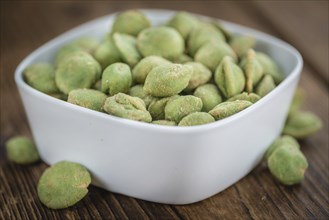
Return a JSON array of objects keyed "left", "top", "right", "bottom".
[{"left": 15, "top": 9, "right": 303, "bottom": 134}]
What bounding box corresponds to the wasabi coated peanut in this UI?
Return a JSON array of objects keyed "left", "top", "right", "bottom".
[
  {"left": 283, "top": 111, "right": 322, "bottom": 139},
  {"left": 112, "top": 10, "right": 151, "bottom": 36},
  {"left": 103, "top": 93, "right": 152, "bottom": 122},
  {"left": 267, "top": 143, "right": 308, "bottom": 185},
  {"left": 187, "top": 23, "right": 226, "bottom": 56},
  {"left": 6, "top": 136, "right": 40, "bottom": 164},
  {"left": 229, "top": 35, "right": 255, "bottom": 57},
  {"left": 55, "top": 52, "right": 101, "bottom": 94},
  {"left": 178, "top": 112, "right": 215, "bottom": 126},
  {"left": 93, "top": 39, "right": 122, "bottom": 69},
  {"left": 55, "top": 37, "right": 99, "bottom": 65},
  {"left": 167, "top": 11, "right": 200, "bottom": 40},
  {"left": 37, "top": 161, "right": 91, "bottom": 209},
  {"left": 288, "top": 87, "right": 304, "bottom": 115},
  {"left": 195, "top": 42, "right": 237, "bottom": 72},
  {"left": 152, "top": 120, "right": 177, "bottom": 126},
  {"left": 184, "top": 62, "right": 212, "bottom": 91},
  {"left": 264, "top": 135, "right": 300, "bottom": 160},
  {"left": 165, "top": 95, "right": 203, "bottom": 123},
  {"left": 113, "top": 33, "right": 141, "bottom": 67},
  {"left": 132, "top": 56, "right": 171, "bottom": 84},
  {"left": 72, "top": 37, "right": 99, "bottom": 54},
  {"left": 256, "top": 52, "right": 284, "bottom": 84},
  {"left": 101, "top": 63, "right": 132, "bottom": 96},
  {"left": 214, "top": 56, "right": 245, "bottom": 98},
  {"left": 227, "top": 92, "right": 260, "bottom": 103},
  {"left": 143, "top": 64, "right": 192, "bottom": 97},
  {"left": 170, "top": 54, "right": 193, "bottom": 64},
  {"left": 193, "top": 84, "right": 222, "bottom": 112},
  {"left": 137, "top": 27, "right": 185, "bottom": 59},
  {"left": 129, "top": 84, "right": 157, "bottom": 107},
  {"left": 24, "top": 63, "right": 59, "bottom": 94},
  {"left": 148, "top": 95, "right": 179, "bottom": 120},
  {"left": 209, "top": 100, "right": 252, "bottom": 120},
  {"left": 255, "top": 74, "right": 276, "bottom": 97},
  {"left": 68, "top": 89, "right": 107, "bottom": 112},
  {"left": 240, "top": 49, "right": 264, "bottom": 93}
]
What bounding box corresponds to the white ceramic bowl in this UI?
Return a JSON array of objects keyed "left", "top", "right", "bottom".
[{"left": 15, "top": 9, "right": 302, "bottom": 204}]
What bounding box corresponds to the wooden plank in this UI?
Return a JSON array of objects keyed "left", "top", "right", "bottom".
[
  {"left": 1, "top": 1, "right": 328, "bottom": 219},
  {"left": 253, "top": 1, "right": 329, "bottom": 83}
]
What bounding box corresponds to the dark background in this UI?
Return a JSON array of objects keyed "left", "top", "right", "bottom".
[{"left": 1, "top": 1, "right": 328, "bottom": 219}]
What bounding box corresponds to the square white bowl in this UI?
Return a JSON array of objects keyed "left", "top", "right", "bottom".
[{"left": 15, "top": 9, "right": 302, "bottom": 204}]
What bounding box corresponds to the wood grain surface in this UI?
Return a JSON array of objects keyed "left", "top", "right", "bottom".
[{"left": 1, "top": 1, "right": 328, "bottom": 219}]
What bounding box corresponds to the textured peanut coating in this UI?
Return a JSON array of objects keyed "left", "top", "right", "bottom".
[
  {"left": 143, "top": 64, "right": 192, "bottom": 97},
  {"left": 148, "top": 95, "right": 179, "bottom": 120},
  {"left": 37, "top": 161, "right": 91, "bottom": 209},
  {"left": 265, "top": 135, "right": 300, "bottom": 160},
  {"left": 137, "top": 27, "right": 185, "bottom": 59},
  {"left": 6, "top": 136, "right": 40, "bottom": 164},
  {"left": 129, "top": 84, "right": 156, "bottom": 107},
  {"left": 24, "top": 63, "right": 58, "bottom": 94},
  {"left": 68, "top": 89, "right": 107, "bottom": 112},
  {"left": 93, "top": 39, "right": 121, "bottom": 69},
  {"left": 193, "top": 84, "right": 222, "bottom": 112},
  {"left": 214, "top": 56, "right": 245, "bottom": 98},
  {"left": 103, "top": 93, "right": 152, "bottom": 122},
  {"left": 132, "top": 56, "right": 171, "bottom": 84},
  {"left": 165, "top": 95, "right": 203, "bottom": 123},
  {"left": 113, "top": 33, "right": 141, "bottom": 67},
  {"left": 227, "top": 92, "right": 260, "bottom": 103},
  {"left": 255, "top": 74, "right": 276, "bottom": 97},
  {"left": 209, "top": 100, "right": 252, "bottom": 120},
  {"left": 112, "top": 10, "right": 151, "bottom": 36},
  {"left": 230, "top": 36, "right": 255, "bottom": 57},
  {"left": 178, "top": 112, "right": 215, "bottom": 126},
  {"left": 167, "top": 12, "right": 200, "bottom": 39},
  {"left": 101, "top": 63, "right": 132, "bottom": 96},
  {"left": 184, "top": 62, "right": 212, "bottom": 91}
]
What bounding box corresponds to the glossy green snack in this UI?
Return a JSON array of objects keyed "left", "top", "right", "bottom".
[
  {"left": 227, "top": 92, "right": 260, "bottom": 103},
  {"left": 255, "top": 74, "right": 276, "bottom": 97},
  {"left": 240, "top": 49, "right": 263, "bottom": 93},
  {"left": 148, "top": 95, "right": 179, "bottom": 120},
  {"left": 24, "top": 63, "right": 59, "bottom": 94},
  {"left": 137, "top": 27, "right": 185, "bottom": 59},
  {"left": 187, "top": 23, "right": 225, "bottom": 56},
  {"left": 103, "top": 93, "right": 152, "bottom": 122},
  {"left": 112, "top": 10, "right": 151, "bottom": 36},
  {"left": 230, "top": 36, "right": 255, "bottom": 57},
  {"left": 193, "top": 84, "right": 222, "bottom": 112},
  {"left": 184, "top": 62, "right": 212, "bottom": 91},
  {"left": 165, "top": 95, "right": 203, "bottom": 123},
  {"left": 152, "top": 120, "right": 177, "bottom": 126},
  {"left": 167, "top": 12, "right": 200, "bottom": 39},
  {"left": 55, "top": 52, "right": 101, "bottom": 94},
  {"left": 113, "top": 33, "right": 141, "bottom": 67},
  {"left": 267, "top": 144, "right": 308, "bottom": 185},
  {"left": 68, "top": 89, "right": 107, "bottom": 112},
  {"left": 6, "top": 136, "right": 40, "bottom": 164},
  {"left": 195, "top": 42, "right": 237, "bottom": 72},
  {"left": 264, "top": 135, "right": 300, "bottom": 160},
  {"left": 209, "top": 100, "right": 252, "bottom": 120},
  {"left": 256, "top": 52, "right": 284, "bottom": 84},
  {"left": 178, "top": 112, "right": 215, "bottom": 126},
  {"left": 129, "top": 84, "right": 156, "bottom": 107},
  {"left": 37, "top": 161, "right": 91, "bottom": 209},
  {"left": 101, "top": 63, "right": 132, "bottom": 96},
  {"left": 214, "top": 56, "right": 245, "bottom": 98},
  {"left": 93, "top": 39, "right": 121, "bottom": 69},
  {"left": 283, "top": 111, "right": 322, "bottom": 139},
  {"left": 143, "top": 64, "right": 192, "bottom": 97},
  {"left": 132, "top": 56, "right": 171, "bottom": 84},
  {"left": 288, "top": 87, "right": 304, "bottom": 115}
]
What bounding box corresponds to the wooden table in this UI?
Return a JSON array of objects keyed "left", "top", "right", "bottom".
[{"left": 1, "top": 1, "right": 328, "bottom": 219}]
